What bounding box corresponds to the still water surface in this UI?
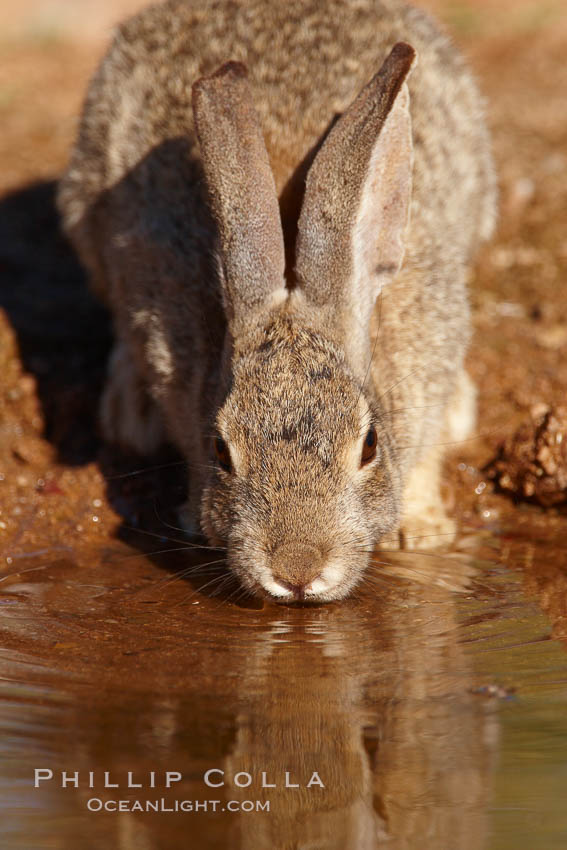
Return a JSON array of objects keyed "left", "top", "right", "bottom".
[{"left": 1, "top": 524, "right": 566, "bottom": 849}]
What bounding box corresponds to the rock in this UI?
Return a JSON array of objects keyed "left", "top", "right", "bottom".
[{"left": 485, "top": 404, "right": 567, "bottom": 507}]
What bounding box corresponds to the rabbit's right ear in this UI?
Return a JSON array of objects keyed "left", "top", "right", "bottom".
[
  {"left": 295, "top": 43, "right": 416, "bottom": 374},
  {"left": 192, "top": 62, "right": 286, "bottom": 330}
]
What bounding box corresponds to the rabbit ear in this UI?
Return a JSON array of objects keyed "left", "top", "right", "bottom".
[
  {"left": 192, "top": 62, "right": 286, "bottom": 328},
  {"left": 295, "top": 43, "right": 416, "bottom": 371}
]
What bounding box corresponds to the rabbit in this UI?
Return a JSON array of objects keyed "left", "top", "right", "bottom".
[{"left": 57, "top": 0, "right": 497, "bottom": 602}]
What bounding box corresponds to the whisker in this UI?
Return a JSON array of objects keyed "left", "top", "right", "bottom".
[
  {"left": 210, "top": 576, "right": 243, "bottom": 606},
  {"left": 398, "top": 531, "right": 457, "bottom": 541},
  {"left": 106, "top": 460, "right": 188, "bottom": 480},
  {"left": 122, "top": 524, "right": 225, "bottom": 552},
  {"left": 360, "top": 571, "right": 398, "bottom": 589},
  {"left": 397, "top": 418, "right": 515, "bottom": 450},
  {"left": 371, "top": 546, "right": 475, "bottom": 568},
  {"left": 357, "top": 292, "right": 383, "bottom": 405},
  {"left": 380, "top": 403, "right": 444, "bottom": 417},
  {"left": 120, "top": 545, "right": 214, "bottom": 562},
  {"left": 165, "top": 569, "right": 238, "bottom": 607},
  {"left": 148, "top": 559, "right": 228, "bottom": 594},
  {"left": 378, "top": 365, "right": 424, "bottom": 403},
  {"left": 153, "top": 500, "right": 193, "bottom": 535}
]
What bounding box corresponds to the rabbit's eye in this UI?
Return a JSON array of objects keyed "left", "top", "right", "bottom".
[
  {"left": 361, "top": 425, "right": 378, "bottom": 466},
  {"left": 214, "top": 436, "right": 232, "bottom": 473}
]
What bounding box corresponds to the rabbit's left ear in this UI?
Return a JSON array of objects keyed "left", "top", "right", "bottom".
[{"left": 295, "top": 43, "right": 416, "bottom": 372}]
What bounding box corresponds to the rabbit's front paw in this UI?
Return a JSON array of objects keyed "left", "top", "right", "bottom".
[
  {"left": 390, "top": 443, "right": 457, "bottom": 550},
  {"left": 397, "top": 509, "right": 457, "bottom": 550},
  {"left": 100, "top": 341, "right": 166, "bottom": 454}
]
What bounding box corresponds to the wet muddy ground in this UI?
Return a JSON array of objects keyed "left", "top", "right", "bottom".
[{"left": 1, "top": 1, "right": 567, "bottom": 847}]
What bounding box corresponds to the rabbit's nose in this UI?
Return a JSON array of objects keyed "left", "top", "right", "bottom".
[{"left": 271, "top": 542, "right": 324, "bottom": 599}]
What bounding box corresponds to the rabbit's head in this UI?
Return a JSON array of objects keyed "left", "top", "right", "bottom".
[{"left": 193, "top": 45, "right": 416, "bottom": 601}]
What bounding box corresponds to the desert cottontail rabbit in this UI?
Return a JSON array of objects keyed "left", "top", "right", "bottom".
[{"left": 58, "top": 0, "right": 496, "bottom": 601}]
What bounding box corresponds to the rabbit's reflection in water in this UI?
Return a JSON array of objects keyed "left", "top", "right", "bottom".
[{"left": 53, "top": 555, "right": 494, "bottom": 849}]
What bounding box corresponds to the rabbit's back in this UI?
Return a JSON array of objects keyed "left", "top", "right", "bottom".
[
  {"left": 60, "top": 0, "right": 495, "bottom": 271},
  {"left": 59, "top": 0, "right": 496, "bottom": 477}
]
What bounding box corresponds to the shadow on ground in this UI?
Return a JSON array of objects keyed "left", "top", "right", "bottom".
[
  {"left": 0, "top": 179, "right": 196, "bottom": 551},
  {"left": 0, "top": 180, "right": 110, "bottom": 465}
]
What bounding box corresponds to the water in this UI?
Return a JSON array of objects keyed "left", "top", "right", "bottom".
[{"left": 0, "top": 524, "right": 566, "bottom": 849}]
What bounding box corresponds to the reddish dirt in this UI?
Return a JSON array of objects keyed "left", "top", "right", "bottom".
[
  {"left": 0, "top": 0, "right": 566, "bottom": 580},
  {"left": 485, "top": 404, "right": 567, "bottom": 506}
]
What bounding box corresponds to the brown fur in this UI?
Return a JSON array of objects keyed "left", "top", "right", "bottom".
[{"left": 57, "top": 0, "right": 497, "bottom": 601}]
